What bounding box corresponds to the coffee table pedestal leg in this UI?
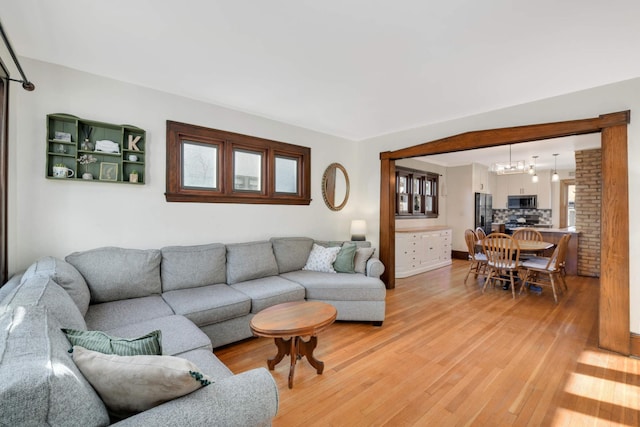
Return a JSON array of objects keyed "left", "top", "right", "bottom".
[{"left": 267, "top": 335, "right": 324, "bottom": 389}]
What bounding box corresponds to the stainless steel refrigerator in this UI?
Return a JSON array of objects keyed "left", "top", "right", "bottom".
[{"left": 474, "top": 192, "right": 493, "bottom": 235}]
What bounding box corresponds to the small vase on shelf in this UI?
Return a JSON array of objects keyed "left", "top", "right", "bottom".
[
  {"left": 129, "top": 171, "right": 139, "bottom": 183},
  {"left": 82, "top": 172, "right": 93, "bottom": 180},
  {"left": 81, "top": 139, "right": 94, "bottom": 151}
]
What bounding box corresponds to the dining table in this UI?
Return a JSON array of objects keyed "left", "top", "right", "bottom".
[{"left": 476, "top": 239, "right": 554, "bottom": 254}]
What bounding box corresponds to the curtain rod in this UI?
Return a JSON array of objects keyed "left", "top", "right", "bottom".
[{"left": 0, "top": 18, "right": 34, "bottom": 91}]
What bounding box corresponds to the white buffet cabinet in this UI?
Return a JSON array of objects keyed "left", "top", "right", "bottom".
[{"left": 395, "top": 227, "right": 452, "bottom": 278}]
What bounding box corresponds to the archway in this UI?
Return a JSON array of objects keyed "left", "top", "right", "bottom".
[{"left": 379, "top": 111, "right": 630, "bottom": 355}]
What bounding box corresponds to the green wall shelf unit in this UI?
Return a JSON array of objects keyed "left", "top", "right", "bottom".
[{"left": 46, "top": 113, "right": 146, "bottom": 184}]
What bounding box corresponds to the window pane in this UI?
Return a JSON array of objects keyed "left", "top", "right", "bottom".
[
  {"left": 234, "top": 150, "right": 262, "bottom": 191},
  {"left": 182, "top": 141, "right": 217, "bottom": 189},
  {"left": 398, "top": 176, "right": 407, "bottom": 193},
  {"left": 275, "top": 156, "right": 298, "bottom": 193}
]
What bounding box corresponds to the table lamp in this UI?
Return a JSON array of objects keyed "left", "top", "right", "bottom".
[{"left": 350, "top": 220, "right": 367, "bottom": 241}]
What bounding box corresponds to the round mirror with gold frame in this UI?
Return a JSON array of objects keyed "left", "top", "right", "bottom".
[{"left": 322, "top": 163, "right": 350, "bottom": 211}]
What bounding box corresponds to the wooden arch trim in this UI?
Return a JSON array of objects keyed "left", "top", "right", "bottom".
[{"left": 379, "top": 111, "right": 631, "bottom": 355}]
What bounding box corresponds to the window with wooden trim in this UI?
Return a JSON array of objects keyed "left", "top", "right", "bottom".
[
  {"left": 395, "top": 166, "right": 439, "bottom": 218},
  {"left": 166, "top": 121, "right": 311, "bottom": 204}
]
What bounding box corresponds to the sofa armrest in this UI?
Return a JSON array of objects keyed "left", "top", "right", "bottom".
[
  {"left": 113, "top": 368, "right": 278, "bottom": 427},
  {"left": 366, "top": 257, "right": 385, "bottom": 279}
]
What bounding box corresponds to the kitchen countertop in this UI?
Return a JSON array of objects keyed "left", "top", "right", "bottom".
[{"left": 532, "top": 226, "right": 578, "bottom": 233}]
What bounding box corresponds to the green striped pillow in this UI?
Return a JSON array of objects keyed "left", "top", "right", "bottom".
[{"left": 62, "top": 329, "right": 162, "bottom": 356}]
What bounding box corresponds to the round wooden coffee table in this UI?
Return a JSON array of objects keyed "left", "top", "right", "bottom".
[{"left": 250, "top": 301, "right": 337, "bottom": 389}]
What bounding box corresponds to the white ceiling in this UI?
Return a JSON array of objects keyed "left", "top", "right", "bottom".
[{"left": 1, "top": 1, "right": 639, "bottom": 142}]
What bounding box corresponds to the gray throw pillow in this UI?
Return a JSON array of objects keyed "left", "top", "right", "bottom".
[
  {"left": 333, "top": 242, "right": 357, "bottom": 273},
  {"left": 354, "top": 247, "right": 375, "bottom": 274}
]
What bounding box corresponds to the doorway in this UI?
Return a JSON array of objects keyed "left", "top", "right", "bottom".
[
  {"left": 560, "top": 179, "right": 576, "bottom": 228},
  {"left": 379, "top": 111, "right": 630, "bottom": 355}
]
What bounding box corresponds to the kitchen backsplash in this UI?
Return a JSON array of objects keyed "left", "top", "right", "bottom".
[{"left": 492, "top": 209, "right": 552, "bottom": 225}]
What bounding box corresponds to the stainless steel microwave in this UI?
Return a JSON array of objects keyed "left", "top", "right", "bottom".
[{"left": 508, "top": 195, "right": 537, "bottom": 209}]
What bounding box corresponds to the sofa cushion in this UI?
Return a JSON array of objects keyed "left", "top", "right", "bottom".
[
  {"left": 85, "top": 295, "right": 174, "bottom": 331},
  {"left": 281, "top": 270, "right": 387, "bottom": 301},
  {"left": 106, "top": 315, "right": 212, "bottom": 356},
  {"left": 161, "top": 243, "right": 226, "bottom": 291},
  {"left": 354, "top": 247, "right": 375, "bottom": 274},
  {"left": 20, "top": 256, "right": 91, "bottom": 315},
  {"left": 303, "top": 244, "right": 340, "bottom": 273},
  {"left": 162, "top": 284, "right": 251, "bottom": 327},
  {"left": 66, "top": 247, "right": 162, "bottom": 303},
  {"left": 3, "top": 275, "right": 86, "bottom": 330},
  {"left": 333, "top": 242, "right": 357, "bottom": 273},
  {"left": 72, "top": 345, "right": 212, "bottom": 419},
  {"left": 0, "top": 306, "right": 110, "bottom": 426},
  {"left": 63, "top": 328, "right": 162, "bottom": 356},
  {"left": 226, "top": 241, "right": 279, "bottom": 285},
  {"left": 270, "top": 237, "right": 314, "bottom": 273},
  {"left": 230, "top": 276, "right": 306, "bottom": 313}
]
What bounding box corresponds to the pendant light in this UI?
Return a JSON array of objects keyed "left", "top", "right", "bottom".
[
  {"left": 531, "top": 156, "right": 539, "bottom": 183},
  {"left": 551, "top": 153, "right": 559, "bottom": 182}
]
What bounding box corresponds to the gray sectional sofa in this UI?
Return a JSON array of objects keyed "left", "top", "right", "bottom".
[{"left": 0, "top": 237, "right": 385, "bottom": 426}]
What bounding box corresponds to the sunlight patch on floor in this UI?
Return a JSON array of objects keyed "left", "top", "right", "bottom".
[
  {"left": 552, "top": 408, "right": 629, "bottom": 426},
  {"left": 564, "top": 373, "right": 639, "bottom": 410}
]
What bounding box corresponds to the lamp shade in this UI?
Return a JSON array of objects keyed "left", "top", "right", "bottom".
[{"left": 350, "top": 220, "right": 367, "bottom": 241}]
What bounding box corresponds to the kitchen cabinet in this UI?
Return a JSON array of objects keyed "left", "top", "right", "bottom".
[
  {"left": 472, "top": 163, "right": 490, "bottom": 193},
  {"left": 493, "top": 171, "right": 551, "bottom": 209},
  {"left": 395, "top": 227, "right": 452, "bottom": 278}
]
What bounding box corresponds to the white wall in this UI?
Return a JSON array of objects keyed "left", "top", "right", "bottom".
[
  {"left": 358, "top": 78, "right": 640, "bottom": 334},
  {"left": 8, "top": 59, "right": 640, "bottom": 334},
  {"left": 445, "top": 165, "right": 474, "bottom": 252},
  {"left": 7, "top": 58, "right": 365, "bottom": 273}
]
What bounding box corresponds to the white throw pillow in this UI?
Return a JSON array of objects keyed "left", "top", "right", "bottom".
[
  {"left": 303, "top": 244, "right": 341, "bottom": 273},
  {"left": 71, "top": 346, "right": 212, "bottom": 418}
]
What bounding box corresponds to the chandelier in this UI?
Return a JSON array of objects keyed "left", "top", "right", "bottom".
[{"left": 491, "top": 145, "right": 526, "bottom": 175}]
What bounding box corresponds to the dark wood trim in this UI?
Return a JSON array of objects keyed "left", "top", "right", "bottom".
[
  {"left": 165, "top": 120, "right": 311, "bottom": 205},
  {"left": 452, "top": 250, "right": 468, "bottom": 260},
  {"left": 631, "top": 333, "right": 640, "bottom": 358},
  {"left": 379, "top": 111, "right": 631, "bottom": 355},
  {"left": 599, "top": 124, "right": 630, "bottom": 355},
  {"left": 381, "top": 111, "right": 630, "bottom": 161},
  {"left": 379, "top": 157, "right": 394, "bottom": 287}
]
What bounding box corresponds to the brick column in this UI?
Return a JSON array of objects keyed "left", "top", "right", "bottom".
[{"left": 574, "top": 149, "right": 601, "bottom": 277}]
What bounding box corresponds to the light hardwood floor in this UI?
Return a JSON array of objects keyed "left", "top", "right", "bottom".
[{"left": 215, "top": 260, "right": 640, "bottom": 426}]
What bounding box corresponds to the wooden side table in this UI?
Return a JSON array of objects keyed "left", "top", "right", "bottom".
[{"left": 250, "top": 301, "right": 337, "bottom": 389}]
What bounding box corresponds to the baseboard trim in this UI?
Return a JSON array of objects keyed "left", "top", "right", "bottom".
[
  {"left": 452, "top": 250, "right": 468, "bottom": 260},
  {"left": 631, "top": 333, "right": 640, "bottom": 358}
]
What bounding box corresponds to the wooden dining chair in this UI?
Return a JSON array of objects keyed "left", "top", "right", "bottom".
[
  {"left": 464, "top": 229, "right": 487, "bottom": 283},
  {"left": 519, "top": 233, "right": 571, "bottom": 303},
  {"left": 481, "top": 233, "right": 521, "bottom": 299},
  {"left": 512, "top": 227, "right": 543, "bottom": 241},
  {"left": 512, "top": 227, "right": 545, "bottom": 257},
  {"left": 475, "top": 227, "right": 487, "bottom": 240}
]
